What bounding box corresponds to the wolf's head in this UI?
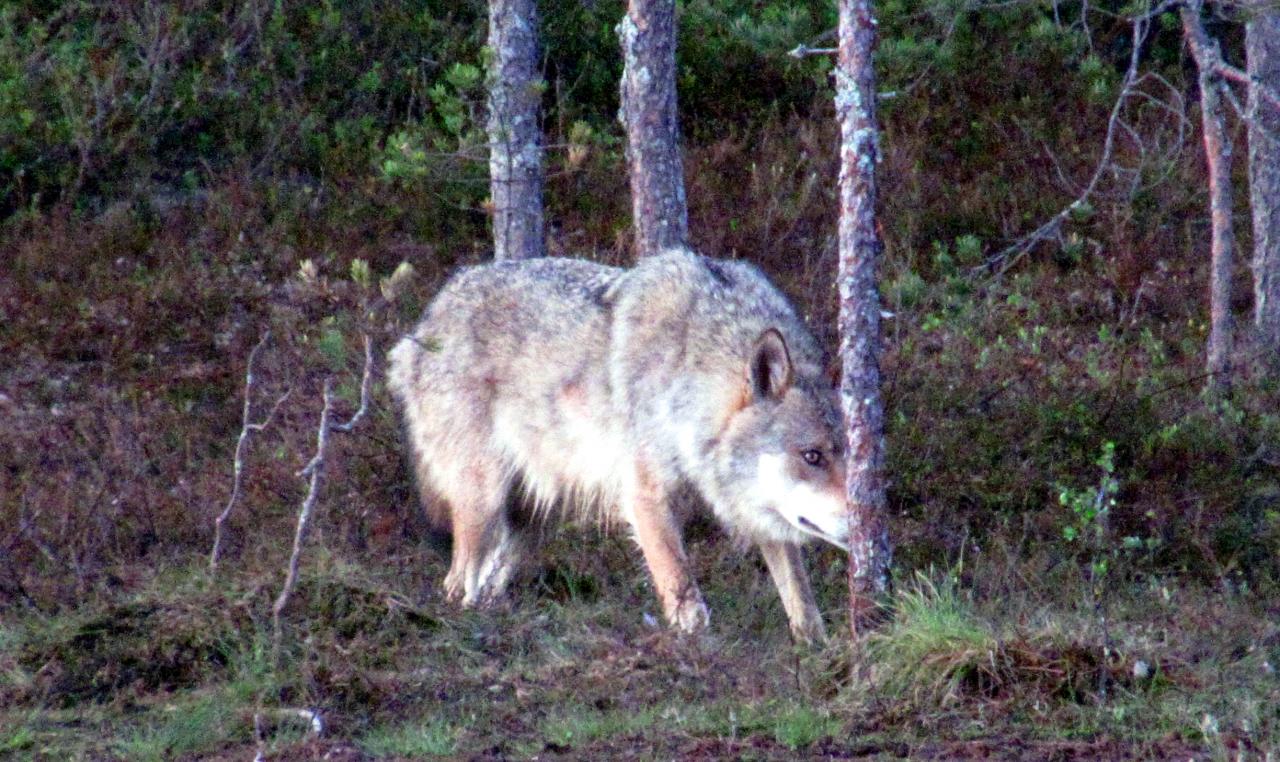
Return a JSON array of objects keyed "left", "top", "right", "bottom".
[{"left": 711, "top": 329, "right": 851, "bottom": 550}]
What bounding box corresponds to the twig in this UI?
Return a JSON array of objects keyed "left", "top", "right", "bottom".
[
  {"left": 981, "top": 13, "right": 1151, "bottom": 274},
  {"left": 17, "top": 501, "right": 62, "bottom": 569},
  {"left": 332, "top": 334, "right": 373, "bottom": 433},
  {"left": 273, "top": 379, "right": 334, "bottom": 660},
  {"left": 788, "top": 43, "right": 838, "bottom": 58},
  {"left": 1203, "top": 51, "right": 1280, "bottom": 115},
  {"left": 271, "top": 333, "right": 374, "bottom": 660},
  {"left": 210, "top": 332, "right": 290, "bottom": 572}
]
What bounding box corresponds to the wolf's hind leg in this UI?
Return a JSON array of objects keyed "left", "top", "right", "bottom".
[
  {"left": 442, "top": 465, "right": 525, "bottom": 606},
  {"left": 759, "top": 541, "right": 826, "bottom": 643}
]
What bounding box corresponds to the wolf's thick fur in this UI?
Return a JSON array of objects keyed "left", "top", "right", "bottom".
[{"left": 388, "top": 249, "right": 849, "bottom": 640}]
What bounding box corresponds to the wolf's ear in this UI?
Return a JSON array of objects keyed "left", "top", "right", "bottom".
[{"left": 747, "top": 328, "right": 793, "bottom": 400}]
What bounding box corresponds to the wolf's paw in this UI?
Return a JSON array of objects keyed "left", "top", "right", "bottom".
[
  {"left": 443, "top": 571, "right": 466, "bottom": 604},
  {"left": 671, "top": 596, "right": 711, "bottom": 634}
]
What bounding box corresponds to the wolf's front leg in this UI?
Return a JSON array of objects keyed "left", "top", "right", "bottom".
[
  {"left": 624, "top": 464, "right": 709, "bottom": 633},
  {"left": 759, "top": 541, "right": 826, "bottom": 643}
]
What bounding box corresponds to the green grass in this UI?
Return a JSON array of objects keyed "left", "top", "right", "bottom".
[
  {"left": 358, "top": 718, "right": 459, "bottom": 757},
  {"left": 771, "top": 705, "right": 842, "bottom": 749},
  {"left": 867, "top": 571, "right": 999, "bottom": 705},
  {"left": 0, "top": 720, "right": 37, "bottom": 755},
  {"left": 542, "top": 704, "right": 668, "bottom": 747},
  {"left": 1, "top": 550, "right": 1276, "bottom": 758},
  {"left": 113, "top": 694, "right": 242, "bottom": 761}
]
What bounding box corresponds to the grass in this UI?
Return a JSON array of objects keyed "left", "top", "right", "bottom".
[
  {"left": 3, "top": 553, "right": 1274, "bottom": 758},
  {"left": 867, "top": 571, "right": 1008, "bottom": 706},
  {"left": 539, "top": 700, "right": 841, "bottom": 751},
  {"left": 770, "top": 705, "right": 842, "bottom": 749},
  {"left": 358, "top": 718, "right": 458, "bottom": 757},
  {"left": 541, "top": 704, "right": 670, "bottom": 748},
  {"left": 113, "top": 694, "right": 242, "bottom": 762},
  {"left": 0, "top": 720, "right": 36, "bottom": 756}
]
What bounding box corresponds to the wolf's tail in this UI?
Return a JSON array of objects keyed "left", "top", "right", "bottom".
[
  {"left": 386, "top": 335, "right": 417, "bottom": 404},
  {"left": 386, "top": 334, "right": 454, "bottom": 533}
]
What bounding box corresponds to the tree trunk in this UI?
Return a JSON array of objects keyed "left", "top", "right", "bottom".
[
  {"left": 1247, "top": 4, "right": 1280, "bottom": 373},
  {"left": 618, "top": 0, "right": 688, "bottom": 258},
  {"left": 1181, "top": 1, "right": 1235, "bottom": 392},
  {"left": 487, "top": 0, "right": 546, "bottom": 260},
  {"left": 836, "top": 0, "right": 892, "bottom": 635}
]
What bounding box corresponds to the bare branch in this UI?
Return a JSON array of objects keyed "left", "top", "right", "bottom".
[
  {"left": 210, "top": 332, "right": 291, "bottom": 572},
  {"left": 788, "top": 43, "right": 838, "bottom": 58},
  {"left": 272, "top": 333, "right": 374, "bottom": 659},
  {"left": 1213, "top": 58, "right": 1280, "bottom": 114},
  {"left": 332, "top": 335, "right": 373, "bottom": 433},
  {"left": 981, "top": 14, "right": 1151, "bottom": 274},
  {"left": 273, "top": 378, "right": 334, "bottom": 659}
]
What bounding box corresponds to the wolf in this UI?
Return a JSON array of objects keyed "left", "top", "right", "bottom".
[{"left": 387, "top": 248, "right": 850, "bottom": 641}]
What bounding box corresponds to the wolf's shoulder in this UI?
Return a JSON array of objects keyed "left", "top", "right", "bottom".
[{"left": 610, "top": 247, "right": 796, "bottom": 319}]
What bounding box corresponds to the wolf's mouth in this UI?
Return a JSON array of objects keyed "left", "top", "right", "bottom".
[
  {"left": 795, "top": 516, "right": 849, "bottom": 550},
  {"left": 797, "top": 516, "right": 822, "bottom": 533}
]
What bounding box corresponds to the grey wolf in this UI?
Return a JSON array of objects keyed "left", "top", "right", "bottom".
[{"left": 387, "top": 248, "right": 850, "bottom": 641}]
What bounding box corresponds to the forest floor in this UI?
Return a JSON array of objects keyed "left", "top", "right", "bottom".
[
  {"left": 2, "top": 187, "right": 1279, "bottom": 760},
  {"left": 1, "top": 540, "right": 1273, "bottom": 760}
]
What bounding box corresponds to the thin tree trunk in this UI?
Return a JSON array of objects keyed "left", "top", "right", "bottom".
[
  {"left": 618, "top": 0, "right": 688, "bottom": 258},
  {"left": 836, "top": 0, "right": 892, "bottom": 636},
  {"left": 488, "top": 0, "right": 546, "bottom": 260},
  {"left": 1247, "top": 4, "right": 1280, "bottom": 373},
  {"left": 1181, "top": 1, "right": 1235, "bottom": 392}
]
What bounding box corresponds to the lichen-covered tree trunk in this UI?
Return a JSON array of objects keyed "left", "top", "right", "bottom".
[
  {"left": 487, "top": 0, "right": 546, "bottom": 260},
  {"left": 1247, "top": 5, "right": 1280, "bottom": 373},
  {"left": 836, "top": 0, "right": 892, "bottom": 634},
  {"left": 1181, "top": 1, "right": 1235, "bottom": 392},
  {"left": 618, "top": 0, "right": 688, "bottom": 258}
]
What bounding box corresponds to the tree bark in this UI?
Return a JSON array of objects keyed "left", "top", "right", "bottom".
[
  {"left": 487, "top": 0, "right": 546, "bottom": 260},
  {"left": 836, "top": 0, "right": 892, "bottom": 635},
  {"left": 618, "top": 0, "right": 688, "bottom": 258},
  {"left": 1181, "top": 1, "right": 1235, "bottom": 392},
  {"left": 1247, "top": 3, "right": 1280, "bottom": 373}
]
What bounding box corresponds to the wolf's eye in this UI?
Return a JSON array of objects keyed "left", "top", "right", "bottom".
[{"left": 801, "top": 449, "right": 825, "bottom": 467}]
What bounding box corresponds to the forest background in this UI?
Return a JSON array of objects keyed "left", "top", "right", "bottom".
[{"left": 1, "top": 0, "right": 1279, "bottom": 758}]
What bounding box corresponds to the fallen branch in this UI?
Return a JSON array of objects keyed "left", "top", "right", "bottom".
[{"left": 211, "top": 332, "right": 291, "bottom": 572}]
